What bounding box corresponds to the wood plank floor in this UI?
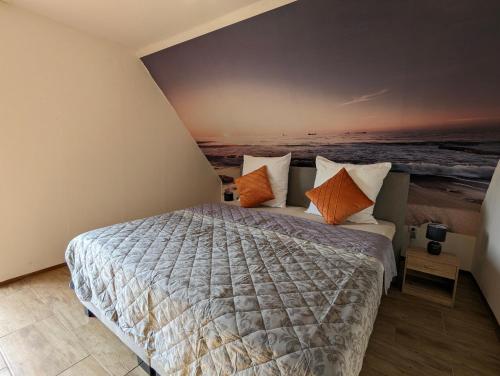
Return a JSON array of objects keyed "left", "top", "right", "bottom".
[
  {"left": 0, "top": 267, "right": 498, "bottom": 375},
  {"left": 360, "top": 272, "right": 500, "bottom": 376}
]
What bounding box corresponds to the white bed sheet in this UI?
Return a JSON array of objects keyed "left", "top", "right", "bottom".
[{"left": 226, "top": 201, "right": 396, "bottom": 240}]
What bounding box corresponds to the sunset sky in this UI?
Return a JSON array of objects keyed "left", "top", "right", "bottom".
[{"left": 143, "top": 0, "right": 500, "bottom": 138}]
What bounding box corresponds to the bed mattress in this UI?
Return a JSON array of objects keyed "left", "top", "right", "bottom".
[
  {"left": 66, "top": 203, "right": 396, "bottom": 376},
  {"left": 226, "top": 202, "right": 397, "bottom": 240}
]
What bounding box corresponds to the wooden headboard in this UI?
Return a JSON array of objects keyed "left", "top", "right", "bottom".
[{"left": 286, "top": 166, "right": 410, "bottom": 259}]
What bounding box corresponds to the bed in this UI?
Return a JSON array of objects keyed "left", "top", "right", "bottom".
[{"left": 66, "top": 167, "right": 409, "bottom": 376}]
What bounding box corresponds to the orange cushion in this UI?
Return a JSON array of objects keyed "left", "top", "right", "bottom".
[
  {"left": 306, "top": 168, "right": 374, "bottom": 225},
  {"left": 235, "top": 166, "right": 275, "bottom": 208}
]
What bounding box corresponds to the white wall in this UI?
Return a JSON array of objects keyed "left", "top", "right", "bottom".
[
  {"left": 473, "top": 161, "right": 500, "bottom": 322},
  {"left": 0, "top": 4, "right": 220, "bottom": 282}
]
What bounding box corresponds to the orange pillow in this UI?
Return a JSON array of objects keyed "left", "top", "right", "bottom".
[
  {"left": 306, "top": 168, "right": 374, "bottom": 225},
  {"left": 235, "top": 166, "right": 275, "bottom": 208}
]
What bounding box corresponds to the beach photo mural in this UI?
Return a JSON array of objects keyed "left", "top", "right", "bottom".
[{"left": 142, "top": 0, "right": 500, "bottom": 235}]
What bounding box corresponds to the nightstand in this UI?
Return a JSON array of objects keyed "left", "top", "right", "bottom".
[{"left": 402, "top": 247, "right": 460, "bottom": 307}]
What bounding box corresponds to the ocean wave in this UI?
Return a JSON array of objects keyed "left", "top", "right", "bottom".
[{"left": 393, "top": 162, "right": 495, "bottom": 179}]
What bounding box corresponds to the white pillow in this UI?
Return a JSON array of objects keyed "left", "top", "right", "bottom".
[
  {"left": 306, "top": 156, "right": 391, "bottom": 224},
  {"left": 242, "top": 153, "right": 291, "bottom": 208}
]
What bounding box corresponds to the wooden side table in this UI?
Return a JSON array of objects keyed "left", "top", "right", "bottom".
[{"left": 402, "top": 247, "right": 460, "bottom": 307}]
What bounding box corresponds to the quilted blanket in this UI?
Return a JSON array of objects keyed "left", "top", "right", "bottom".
[{"left": 66, "top": 203, "right": 395, "bottom": 376}]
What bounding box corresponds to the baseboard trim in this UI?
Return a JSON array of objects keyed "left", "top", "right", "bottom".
[{"left": 0, "top": 263, "right": 67, "bottom": 286}]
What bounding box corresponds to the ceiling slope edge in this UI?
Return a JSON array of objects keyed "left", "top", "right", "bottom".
[{"left": 137, "top": 0, "right": 296, "bottom": 57}]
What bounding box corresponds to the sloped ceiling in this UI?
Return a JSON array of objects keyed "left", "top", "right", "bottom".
[{"left": 6, "top": 0, "right": 295, "bottom": 56}]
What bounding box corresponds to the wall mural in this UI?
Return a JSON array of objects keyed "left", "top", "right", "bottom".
[{"left": 142, "top": 0, "right": 500, "bottom": 235}]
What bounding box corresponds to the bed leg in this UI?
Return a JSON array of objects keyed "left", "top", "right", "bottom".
[
  {"left": 83, "top": 308, "right": 95, "bottom": 318},
  {"left": 137, "top": 357, "right": 157, "bottom": 376}
]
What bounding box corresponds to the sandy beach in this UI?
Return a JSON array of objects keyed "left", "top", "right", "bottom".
[{"left": 407, "top": 180, "right": 483, "bottom": 235}]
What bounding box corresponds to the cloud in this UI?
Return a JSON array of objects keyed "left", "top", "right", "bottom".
[
  {"left": 339, "top": 88, "right": 389, "bottom": 106},
  {"left": 446, "top": 116, "right": 496, "bottom": 123}
]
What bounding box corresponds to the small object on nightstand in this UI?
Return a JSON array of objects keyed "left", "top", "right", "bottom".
[
  {"left": 426, "top": 223, "right": 447, "bottom": 255},
  {"left": 223, "top": 190, "right": 234, "bottom": 202},
  {"left": 402, "top": 247, "right": 459, "bottom": 307}
]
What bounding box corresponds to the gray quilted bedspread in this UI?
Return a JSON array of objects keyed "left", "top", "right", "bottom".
[{"left": 66, "top": 203, "right": 395, "bottom": 376}]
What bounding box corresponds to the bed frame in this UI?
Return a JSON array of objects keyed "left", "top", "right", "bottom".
[
  {"left": 286, "top": 166, "right": 410, "bottom": 260},
  {"left": 79, "top": 298, "right": 158, "bottom": 375},
  {"left": 77, "top": 166, "right": 410, "bottom": 376}
]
